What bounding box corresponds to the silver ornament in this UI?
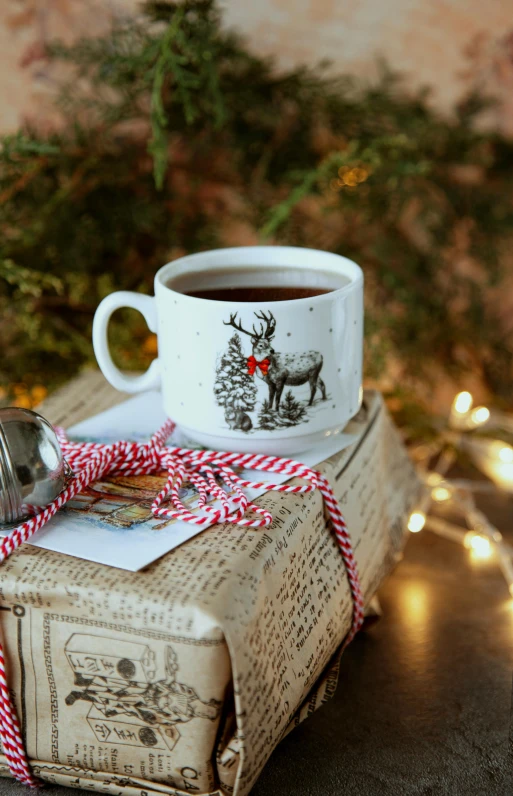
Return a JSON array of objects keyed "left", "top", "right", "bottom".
[{"left": 0, "top": 407, "right": 68, "bottom": 530}]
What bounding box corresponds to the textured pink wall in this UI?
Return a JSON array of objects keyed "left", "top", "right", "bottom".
[{"left": 2, "top": 0, "right": 513, "bottom": 132}]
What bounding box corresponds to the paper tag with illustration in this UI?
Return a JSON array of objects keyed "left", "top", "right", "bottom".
[{"left": 18, "top": 391, "right": 367, "bottom": 571}]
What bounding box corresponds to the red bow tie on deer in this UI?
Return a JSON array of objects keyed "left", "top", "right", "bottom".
[{"left": 247, "top": 355, "right": 270, "bottom": 376}]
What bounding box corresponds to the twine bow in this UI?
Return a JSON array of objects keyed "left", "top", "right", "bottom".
[{"left": 0, "top": 420, "right": 364, "bottom": 787}]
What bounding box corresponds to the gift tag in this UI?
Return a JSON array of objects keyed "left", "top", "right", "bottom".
[{"left": 6, "top": 391, "right": 368, "bottom": 570}]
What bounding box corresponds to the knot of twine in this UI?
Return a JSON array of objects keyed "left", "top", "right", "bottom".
[{"left": 0, "top": 420, "right": 364, "bottom": 787}]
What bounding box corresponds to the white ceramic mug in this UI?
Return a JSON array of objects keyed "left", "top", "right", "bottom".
[{"left": 93, "top": 246, "right": 363, "bottom": 455}]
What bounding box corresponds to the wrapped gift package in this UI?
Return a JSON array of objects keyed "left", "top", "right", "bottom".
[{"left": 0, "top": 374, "right": 420, "bottom": 796}]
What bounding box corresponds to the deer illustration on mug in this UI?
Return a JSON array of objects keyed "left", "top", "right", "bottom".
[{"left": 224, "top": 310, "right": 327, "bottom": 412}]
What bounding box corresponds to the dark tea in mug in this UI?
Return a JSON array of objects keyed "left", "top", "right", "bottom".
[{"left": 168, "top": 267, "right": 345, "bottom": 303}]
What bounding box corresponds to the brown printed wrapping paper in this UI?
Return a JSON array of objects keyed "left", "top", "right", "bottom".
[{"left": 0, "top": 373, "right": 420, "bottom": 796}]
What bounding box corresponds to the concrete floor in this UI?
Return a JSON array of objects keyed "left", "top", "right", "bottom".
[{"left": 1, "top": 488, "right": 512, "bottom": 795}]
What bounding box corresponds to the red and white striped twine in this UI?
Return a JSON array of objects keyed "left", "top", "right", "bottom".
[{"left": 0, "top": 420, "right": 364, "bottom": 787}]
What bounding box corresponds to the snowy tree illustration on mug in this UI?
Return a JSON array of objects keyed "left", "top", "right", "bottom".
[
  {"left": 214, "top": 310, "right": 327, "bottom": 432},
  {"left": 213, "top": 333, "right": 257, "bottom": 431}
]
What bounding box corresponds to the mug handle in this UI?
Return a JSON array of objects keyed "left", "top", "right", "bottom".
[{"left": 92, "top": 291, "right": 161, "bottom": 393}]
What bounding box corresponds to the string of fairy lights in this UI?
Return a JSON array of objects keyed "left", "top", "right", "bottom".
[{"left": 407, "top": 391, "right": 513, "bottom": 598}]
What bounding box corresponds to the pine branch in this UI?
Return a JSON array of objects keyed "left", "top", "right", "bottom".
[
  {"left": 0, "top": 260, "right": 62, "bottom": 297},
  {"left": 0, "top": 133, "right": 60, "bottom": 161},
  {"left": 148, "top": 3, "right": 225, "bottom": 188}
]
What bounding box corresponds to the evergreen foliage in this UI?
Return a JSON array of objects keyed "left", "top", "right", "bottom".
[
  {"left": 214, "top": 334, "right": 257, "bottom": 411},
  {"left": 279, "top": 391, "right": 307, "bottom": 425},
  {"left": 1, "top": 0, "right": 513, "bottom": 436},
  {"left": 257, "top": 400, "right": 279, "bottom": 431}
]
